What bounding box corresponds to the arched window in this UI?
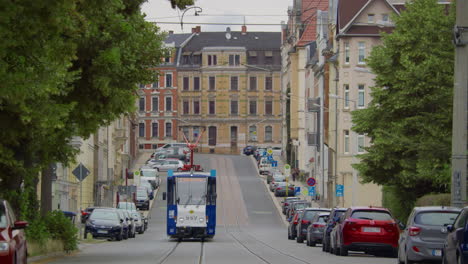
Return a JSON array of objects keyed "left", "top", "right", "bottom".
[{"left": 265, "top": 125, "right": 273, "bottom": 142}]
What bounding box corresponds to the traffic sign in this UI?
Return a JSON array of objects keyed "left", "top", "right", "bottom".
[
  {"left": 72, "top": 163, "right": 90, "bottom": 182},
  {"left": 307, "top": 177, "right": 316, "bottom": 187},
  {"left": 284, "top": 164, "right": 291, "bottom": 176},
  {"left": 302, "top": 189, "right": 308, "bottom": 196},
  {"left": 336, "top": 184, "right": 344, "bottom": 197},
  {"left": 134, "top": 170, "right": 140, "bottom": 176},
  {"left": 308, "top": 186, "right": 316, "bottom": 196},
  {"left": 267, "top": 148, "right": 273, "bottom": 155},
  {"left": 271, "top": 161, "right": 278, "bottom": 167},
  {"left": 294, "top": 187, "right": 301, "bottom": 195}
]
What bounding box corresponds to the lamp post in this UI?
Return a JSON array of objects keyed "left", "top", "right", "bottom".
[
  {"left": 329, "top": 93, "right": 359, "bottom": 206},
  {"left": 180, "top": 6, "right": 202, "bottom": 30}
]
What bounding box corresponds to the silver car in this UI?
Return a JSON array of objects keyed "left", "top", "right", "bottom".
[
  {"left": 306, "top": 212, "right": 330, "bottom": 246},
  {"left": 398, "top": 206, "right": 461, "bottom": 263},
  {"left": 153, "top": 159, "right": 184, "bottom": 172},
  {"left": 269, "top": 175, "right": 286, "bottom": 192}
]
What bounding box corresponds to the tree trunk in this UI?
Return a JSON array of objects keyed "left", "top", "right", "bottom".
[{"left": 40, "top": 164, "right": 53, "bottom": 216}]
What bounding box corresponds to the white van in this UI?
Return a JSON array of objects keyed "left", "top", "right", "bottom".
[
  {"left": 140, "top": 168, "right": 160, "bottom": 188},
  {"left": 259, "top": 158, "right": 273, "bottom": 175}
]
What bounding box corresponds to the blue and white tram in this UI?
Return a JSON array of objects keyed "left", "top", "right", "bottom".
[{"left": 163, "top": 169, "right": 217, "bottom": 240}]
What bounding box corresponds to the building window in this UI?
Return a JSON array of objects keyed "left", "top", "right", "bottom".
[
  {"left": 183, "top": 100, "right": 190, "bottom": 114},
  {"left": 165, "top": 96, "right": 172, "bottom": 112},
  {"left": 358, "top": 84, "right": 365, "bottom": 107},
  {"left": 208, "top": 55, "right": 212, "bottom": 66},
  {"left": 230, "top": 100, "right": 238, "bottom": 115},
  {"left": 382, "top": 14, "right": 389, "bottom": 22},
  {"left": 249, "top": 100, "right": 257, "bottom": 115},
  {"left": 165, "top": 122, "right": 172, "bottom": 138},
  {"left": 194, "top": 77, "right": 200, "bottom": 91},
  {"left": 230, "top": 76, "right": 238, "bottom": 91},
  {"left": 193, "top": 100, "right": 200, "bottom": 114},
  {"left": 208, "top": 126, "right": 217, "bottom": 146},
  {"left": 265, "top": 51, "right": 273, "bottom": 64},
  {"left": 344, "top": 84, "right": 350, "bottom": 109},
  {"left": 152, "top": 79, "right": 159, "bottom": 88},
  {"left": 139, "top": 123, "right": 145, "bottom": 137},
  {"left": 344, "top": 42, "right": 350, "bottom": 64},
  {"left": 265, "top": 76, "right": 273, "bottom": 91},
  {"left": 209, "top": 76, "right": 216, "bottom": 91},
  {"left": 152, "top": 122, "right": 158, "bottom": 138},
  {"left": 358, "top": 134, "right": 365, "bottom": 153},
  {"left": 344, "top": 130, "right": 349, "bottom": 153},
  {"left": 249, "top": 76, "right": 257, "bottom": 91},
  {"left": 139, "top": 97, "right": 145, "bottom": 112},
  {"left": 229, "top": 54, "right": 240, "bottom": 66},
  {"left": 265, "top": 126, "right": 273, "bottom": 142},
  {"left": 152, "top": 97, "right": 159, "bottom": 112},
  {"left": 209, "top": 100, "right": 216, "bottom": 115},
  {"left": 139, "top": 84, "right": 145, "bottom": 89},
  {"left": 368, "top": 14, "right": 374, "bottom": 23},
  {"left": 249, "top": 126, "right": 257, "bottom": 141},
  {"left": 208, "top": 55, "right": 217, "bottom": 66},
  {"left": 358, "top": 42, "right": 366, "bottom": 64},
  {"left": 265, "top": 100, "right": 273, "bottom": 115},
  {"left": 182, "top": 127, "right": 189, "bottom": 140},
  {"left": 193, "top": 126, "right": 200, "bottom": 141},
  {"left": 183, "top": 77, "right": 189, "bottom": 91},
  {"left": 165, "top": 73, "right": 173, "bottom": 87}
]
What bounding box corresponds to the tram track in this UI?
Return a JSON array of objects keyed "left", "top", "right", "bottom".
[{"left": 156, "top": 240, "right": 205, "bottom": 264}]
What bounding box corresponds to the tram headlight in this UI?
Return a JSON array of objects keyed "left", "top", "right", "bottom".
[
  {"left": 199, "top": 218, "right": 205, "bottom": 223},
  {"left": 179, "top": 217, "right": 184, "bottom": 223}
]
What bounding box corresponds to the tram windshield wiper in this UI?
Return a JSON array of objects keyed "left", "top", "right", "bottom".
[
  {"left": 184, "top": 194, "right": 192, "bottom": 208},
  {"left": 196, "top": 194, "right": 206, "bottom": 208}
]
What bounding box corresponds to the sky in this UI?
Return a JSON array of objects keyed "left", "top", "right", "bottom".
[{"left": 141, "top": 0, "right": 291, "bottom": 34}]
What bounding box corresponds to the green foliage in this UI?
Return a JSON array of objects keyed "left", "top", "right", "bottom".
[
  {"left": 168, "top": 0, "right": 194, "bottom": 9},
  {"left": 415, "top": 193, "right": 451, "bottom": 207},
  {"left": 25, "top": 219, "right": 50, "bottom": 246},
  {"left": 352, "top": 0, "right": 455, "bottom": 200},
  {"left": 382, "top": 185, "right": 417, "bottom": 223}
]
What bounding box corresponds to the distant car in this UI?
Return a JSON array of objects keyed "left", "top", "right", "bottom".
[
  {"left": 116, "top": 202, "right": 137, "bottom": 211},
  {"left": 442, "top": 206, "right": 468, "bottom": 264},
  {"left": 274, "top": 182, "right": 295, "bottom": 197},
  {"left": 84, "top": 208, "right": 124, "bottom": 241},
  {"left": 140, "top": 181, "right": 154, "bottom": 200},
  {"left": 281, "top": 197, "right": 300, "bottom": 215},
  {"left": 140, "top": 168, "right": 160, "bottom": 188},
  {"left": 115, "top": 210, "right": 129, "bottom": 240},
  {"left": 296, "top": 208, "right": 331, "bottom": 243},
  {"left": 130, "top": 211, "right": 145, "bottom": 234},
  {"left": 272, "top": 146, "right": 282, "bottom": 156},
  {"left": 135, "top": 188, "right": 150, "bottom": 210},
  {"left": 286, "top": 200, "right": 311, "bottom": 221},
  {"left": 322, "top": 208, "right": 347, "bottom": 252},
  {"left": 81, "top": 206, "right": 97, "bottom": 224},
  {"left": 332, "top": 207, "right": 399, "bottom": 257},
  {"left": 118, "top": 209, "right": 136, "bottom": 238},
  {"left": 269, "top": 175, "right": 286, "bottom": 192},
  {"left": 288, "top": 210, "right": 304, "bottom": 240},
  {"left": 258, "top": 158, "right": 272, "bottom": 175},
  {"left": 306, "top": 212, "right": 330, "bottom": 246},
  {"left": 153, "top": 159, "right": 185, "bottom": 172},
  {"left": 0, "top": 199, "right": 28, "bottom": 264},
  {"left": 398, "top": 206, "right": 460, "bottom": 264},
  {"left": 243, "top": 146, "right": 257, "bottom": 156}
]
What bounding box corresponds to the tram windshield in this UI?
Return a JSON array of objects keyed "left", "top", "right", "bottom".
[{"left": 176, "top": 177, "right": 207, "bottom": 206}]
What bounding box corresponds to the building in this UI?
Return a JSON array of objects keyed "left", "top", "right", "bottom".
[
  {"left": 177, "top": 26, "right": 283, "bottom": 154},
  {"left": 136, "top": 32, "right": 193, "bottom": 152}
]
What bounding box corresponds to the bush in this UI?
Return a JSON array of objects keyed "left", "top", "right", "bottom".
[
  {"left": 25, "top": 219, "right": 50, "bottom": 247},
  {"left": 44, "top": 211, "right": 78, "bottom": 252},
  {"left": 415, "top": 193, "right": 451, "bottom": 207},
  {"left": 382, "top": 185, "right": 417, "bottom": 224}
]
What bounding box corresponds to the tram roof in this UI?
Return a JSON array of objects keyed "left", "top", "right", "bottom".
[{"left": 168, "top": 170, "right": 216, "bottom": 178}]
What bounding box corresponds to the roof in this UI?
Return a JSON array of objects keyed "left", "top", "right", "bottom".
[
  {"left": 350, "top": 206, "right": 390, "bottom": 211},
  {"left": 164, "top": 33, "right": 192, "bottom": 47},
  {"left": 297, "top": 0, "right": 329, "bottom": 46},
  {"left": 183, "top": 32, "right": 281, "bottom": 52}
]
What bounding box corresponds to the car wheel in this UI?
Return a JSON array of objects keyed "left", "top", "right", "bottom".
[
  {"left": 296, "top": 234, "right": 304, "bottom": 243},
  {"left": 306, "top": 237, "right": 310, "bottom": 246},
  {"left": 340, "top": 244, "right": 348, "bottom": 256},
  {"left": 116, "top": 233, "right": 122, "bottom": 241},
  {"left": 310, "top": 241, "right": 316, "bottom": 247},
  {"left": 288, "top": 230, "right": 293, "bottom": 240}
]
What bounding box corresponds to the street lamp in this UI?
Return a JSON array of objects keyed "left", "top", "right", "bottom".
[{"left": 180, "top": 6, "right": 202, "bottom": 30}]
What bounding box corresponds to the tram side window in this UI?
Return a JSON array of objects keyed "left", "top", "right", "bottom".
[
  {"left": 167, "top": 177, "right": 174, "bottom": 204},
  {"left": 207, "top": 178, "right": 216, "bottom": 205}
]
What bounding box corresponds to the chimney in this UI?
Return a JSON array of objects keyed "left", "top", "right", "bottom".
[
  {"left": 241, "top": 25, "right": 247, "bottom": 34},
  {"left": 192, "top": 27, "right": 197, "bottom": 33},
  {"left": 196, "top": 26, "right": 201, "bottom": 33},
  {"left": 169, "top": 30, "right": 174, "bottom": 35}
]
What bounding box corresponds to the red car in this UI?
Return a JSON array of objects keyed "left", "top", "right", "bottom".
[
  {"left": 334, "top": 206, "right": 399, "bottom": 257},
  {"left": 0, "top": 199, "right": 28, "bottom": 264}
]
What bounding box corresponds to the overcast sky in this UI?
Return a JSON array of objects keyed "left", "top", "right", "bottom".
[{"left": 141, "top": 0, "right": 290, "bottom": 34}]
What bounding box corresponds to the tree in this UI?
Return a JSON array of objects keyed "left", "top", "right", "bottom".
[
  {"left": 168, "top": 0, "right": 194, "bottom": 9},
  {"left": 352, "top": 0, "right": 455, "bottom": 215}
]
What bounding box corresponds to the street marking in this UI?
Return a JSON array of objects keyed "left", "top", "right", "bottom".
[{"left": 252, "top": 211, "right": 273, "bottom": 215}]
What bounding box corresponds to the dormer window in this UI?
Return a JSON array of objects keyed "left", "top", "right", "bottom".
[
  {"left": 208, "top": 55, "right": 217, "bottom": 66},
  {"left": 367, "top": 14, "right": 375, "bottom": 23},
  {"left": 229, "top": 54, "right": 240, "bottom": 66},
  {"left": 382, "top": 14, "right": 389, "bottom": 22},
  {"left": 265, "top": 51, "right": 273, "bottom": 64}
]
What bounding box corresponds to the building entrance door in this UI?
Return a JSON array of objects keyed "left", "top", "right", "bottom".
[{"left": 230, "top": 126, "right": 238, "bottom": 153}]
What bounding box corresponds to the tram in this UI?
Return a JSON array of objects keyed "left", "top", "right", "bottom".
[{"left": 162, "top": 130, "right": 217, "bottom": 240}]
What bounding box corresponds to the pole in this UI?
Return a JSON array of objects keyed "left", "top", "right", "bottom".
[
  {"left": 451, "top": 1, "right": 468, "bottom": 207},
  {"left": 79, "top": 165, "right": 83, "bottom": 239}
]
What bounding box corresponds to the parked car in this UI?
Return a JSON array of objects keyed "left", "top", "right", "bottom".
[
  {"left": 151, "top": 143, "right": 188, "bottom": 157},
  {"left": 274, "top": 182, "right": 295, "bottom": 197},
  {"left": 116, "top": 202, "right": 137, "bottom": 211},
  {"left": 153, "top": 159, "right": 185, "bottom": 172},
  {"left": 140, "top": 180, "right": 154, "bottom": 200},
  {"left": 115, "top": 210, "right": 129, "bottom": 239},
  {"left": 267, "top": 170, "right": 284, "bottom": 184},
  {"left": 135, "top": 187, "right": 150, "bottom": 210},
  {"left": 258, "top": 158, "right": 272, "bottom": 175},
  {"left": 84, "top": 208, "right": 124, "bottom": 241},
  {"left": 281, "top": 197, "right": 300, "bottom": 215},
  {"left": 272, "top": 146, "right": 282, "bottom": 156},
  {"left": 442, "top": 206, "right": 468, "bottom": 264},
  {"left": 322, "top": 208, "right": 347, "bottom": 252},
  {"left": 130, "top": 211, "right": 145, "bottom": 234},
  {"left": 332, "top": 207, "right": 400, "bottom": 257},
  {"left": 269, "top": 175, "right": 286, "bottom": 192},
  {"left": 0, "top": 199, "right": 28, "bottom": 264},
  {"left": 398, "top": 206, "right": 460, "bottom": 264},
  {"left": 306, "top": 212, "right": 330, "bottom": 246},
  {"left": 296, "top": 208, "right": 331, "bottom": 243},
  {"left": 147, "top": 159, "right": 165, "bottom": 167},
  {"left": 287, "top": 200, "right": 311, "bottom": 221},
  {"left": 140, "top": 168, "right": 160, "bottom": 188},
  {"left": 81, "top": 206, "right": 97, "bottom": 224},
  {"left": 288, "top": 210, "right": 304, "bottom": 240},
  {"left": 243, "top": 145, "right": 257, "bottom": 156},
  {"left": 118, "top": 209, "right": 136, "bottom": 238}
]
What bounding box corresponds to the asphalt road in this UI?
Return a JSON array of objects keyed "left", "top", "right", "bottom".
[{"left": 49, "top": 154, "right": 394, "bottom": 264}]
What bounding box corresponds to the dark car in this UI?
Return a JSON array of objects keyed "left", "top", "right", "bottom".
[
  {"left": 398, "top": 206, "right": 460, "bottom": 264},
  {"left": 0, "top": 199, "right": 28, "bottom": 264},
  {"left": 333, "top": 207, "right": 400, "bottom": 257},
  {"left": 115, "top": 210, "right": 130, "bottom": 240},
  {"left": 281, "top": 197, "right": 300, "bottom": 215},
  {"left": 118, "top": 209, "right": 136, "bottom": 238},
  {"left": 84, "top": 208, "right": 124, "bottom": 241},
  {"left": 443, "top": 206, "right": 468, "bottom": 264},
  {"left": 287, "top": 200, "right": 311, "bottom": 221},
  {"left": 322, "top": 208, "right": 347, "bottom": 252},
  {"left": 130, "top": 211, "right": 145, "bottom": 234},
  {"left": 243, "top": 146, "right": 257, "bottom": 156},
  {"left": 135, "top": 188, "right": 150, "bottom": 210},
  {"left": 288, "top": 210, "right": 304, "bottom": 240},
  {"left": 306, "top": 212, "right": 330, "bottom": 246},
  {"left": 296, "top": 208, "right": 331, "bottom": 243},
  {"left": 81, "top": 207, "right": 97, "bottom": 224}
]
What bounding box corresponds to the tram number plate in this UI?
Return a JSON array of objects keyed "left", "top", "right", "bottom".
[{"left": 186, "top": 216, "right": 198, "bottom": 221}]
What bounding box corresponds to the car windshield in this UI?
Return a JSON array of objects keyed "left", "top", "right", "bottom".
[
  {"left": 304, "top": 210, "right": 328, "bottom": 220},
  {"left": 131, "top": 213, "right": 141, "bottom": 220},
  {"left": 318, "top": 215, "right": 329, "bottom": 223},
  {"left": 141, "top": 170, "right": 157, "bottom": 177},
  {"left": 137, "top": 191, "right": 148, "bottom": 198},
  {"left": 294, "top": 203, "right": 308, "bottom": 210},
  {"left": 0, "top": 203, "right": 7, "bottom": 228},
  {"left": 351, "top": 210, "right": 393, "bottom": 221},
  {"left": 415, "top": 211, "right": 459, "bottom": 226},
  {"left": 118, "top": 202, "right": 136, "bottom": 210},
  {"left": 90, "top": 210, "right": 118, "bottom": 221},
  {"left": 176, "top": 177, "right": 207, "bottom": 205},
  {"left": 273, "top": 176, "right": 285, "bottom": 182}
]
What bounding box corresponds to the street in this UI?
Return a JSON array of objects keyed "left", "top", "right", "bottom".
[{"left": 48, "top": 154, "right": 394, "bottom": 264}]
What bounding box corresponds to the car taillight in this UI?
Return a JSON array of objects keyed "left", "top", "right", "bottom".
[
  {"left": 277, "top": 187, "right": 283, "bottom": 190},
  {"left": 409, "top": 226, "right": 421, "bottom": 236},
  {"left": 313, "top": 223, "right": 325, "bottom": 228},
  {"left": 302, "top": 220, "right": 310, "bottom": 225},
  {"left": 81, "top": 211, "right": 88, "bottom": 216},
  {"left": 344, "top": 221, "right": 358, "bottom": 231},
  {"left": 284, "top": 203, "right": 289, "bottom": 206}
]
